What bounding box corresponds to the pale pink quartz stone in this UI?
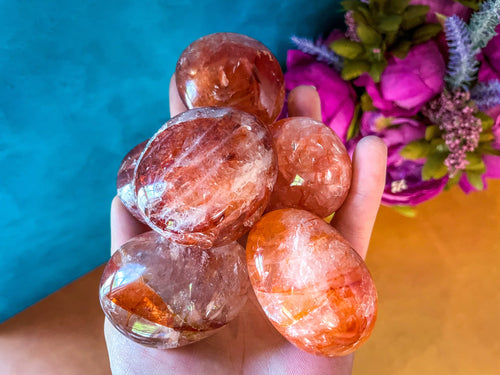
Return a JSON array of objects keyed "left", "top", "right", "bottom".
[{"left": 100, "top": 231, "right": 250, "bottom": 348}]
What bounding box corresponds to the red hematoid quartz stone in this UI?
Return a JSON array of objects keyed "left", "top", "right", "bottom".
[
  {"left": 268, "top": 117, "right": 352, "bottom": 218},
  {"left": 246, "top": 209, "right": 377, "bottom": 357},
  {"left": 134, "top": 107, "right": 277, "bottom": 249},
  {"left": 175, "top": 32, "right": 285, "bottom": 125},
  {"left": 116, "top": 140, "right": 148, "bottom": 223},
  {"left": 100, "top": 231, "right": 250, "bottom": 348}
]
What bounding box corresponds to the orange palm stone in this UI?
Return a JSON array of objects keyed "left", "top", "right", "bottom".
[
  {"left": 268, "top": 117, "right": 352, "bottom": 217},
  {"left": 134, "top": 107, "right": 277, "bottom": 249},
  {"left": 246, "top": 209, "right": 377, "bottom": 356},
  {"left": 175, "top": 32, "right": 285, "bottom": 125}
]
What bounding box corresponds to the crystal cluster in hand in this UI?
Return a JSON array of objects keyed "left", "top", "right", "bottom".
[{"left": 102, "top": 32, "right": 377, "bottom": 355}]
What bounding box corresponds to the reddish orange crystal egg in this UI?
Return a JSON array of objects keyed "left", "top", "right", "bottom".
[
  {"left": 175, "top": 32, "right": 285, "bottom": 125},
  {"left": 268, "top": 117, "right": 352, "bottom": 217},
  {"left": 246, "top": 209, "right": 377, "bottom": 357},
  {"left": 100, "top": 231, "right": 250, "bottom": 348},
  {"left": 134, "top": 107, "right": 277, "bottom": 249},
  {"left": 116, "top": 140, "right": 148, "bottom": 223}
]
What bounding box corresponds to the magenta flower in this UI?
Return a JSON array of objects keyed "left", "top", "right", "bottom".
[
  {"left": 478, "top": 25, "right": 500, "bottom": 83},
  {"left": 355, "top": 41, "right": 445, "bottom": 117},
  {"left": 284, "top": 50, "right": 357, "bottom": 142},
  {"left": 359, "top": 112, "right": 448, "bottom": 206}
]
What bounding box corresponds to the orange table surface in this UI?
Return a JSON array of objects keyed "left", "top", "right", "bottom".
[{"left": 1, "top": 180, "right": 499, "bottom": 375}]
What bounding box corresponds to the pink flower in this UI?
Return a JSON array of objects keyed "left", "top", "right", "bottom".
[
  {"left": 478, "top": 25, "right": 500, "bottom": 83},
  {"left": 459, "top": 105, "right": 500, "bottom": 193},
  {"left": 358, "top": 112, "right": 448, "bottom": 206},
  {"left": 284, "top": 50, "right": 357, "bottom": 142},
  {"left": 355, "top": 41, "right": 445, "bottom": 117}
]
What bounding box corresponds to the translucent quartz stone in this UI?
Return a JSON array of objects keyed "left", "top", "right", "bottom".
[
  {"left": 116, "top": 140, "right": 148, "bottom": 223},
  {"left": 268, "top": 117, "right": 352, "bottom": 218},
  {"left": 246, "top": 209, "right": 377, "bottom": 357},
  {"left": 100, "top": 231, "right": 250, "bottom": 348},
  {"left": 175, "top": 32, "right": 285, "bottom": 125},
  {"left": 134, "top": 107, "right": 277, "bottom": 249}
]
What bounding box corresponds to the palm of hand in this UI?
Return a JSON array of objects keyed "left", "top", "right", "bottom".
[{"left": 104, "top": 78, "right": 387, "bottom": 375}]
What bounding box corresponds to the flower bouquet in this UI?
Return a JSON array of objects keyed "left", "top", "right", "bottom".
[{"left": 287, "top": 0, "right": 500, "bottom": 215}]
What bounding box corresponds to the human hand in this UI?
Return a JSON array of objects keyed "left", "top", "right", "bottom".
[{"left": 104, "top": 77, "right": 387, "bottom": 375}]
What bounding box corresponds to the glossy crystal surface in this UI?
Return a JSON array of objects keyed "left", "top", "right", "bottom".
[
  {"left": 246, "top": 209, "right": 377, "bottom": 357},
  {"left": 134, "top": 107, "right": 277, "bottom": 249},
  {"left": 268, "top": 117, "right": 352, "bottom": 217},
  {"left": 116, "top": 140, "right": 148, "bottom": 223},
  {"left": 176, "top": 32, "right": 285, "bottom": 125},
  {"left": 100, "top": 231, "right": 250, "bottom": 348}
]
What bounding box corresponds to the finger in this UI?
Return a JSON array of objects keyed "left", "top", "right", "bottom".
[
  {"left": 169, "top": 74, "right": 188, "bottom": 117},
  {"left": 110, "top": 196, "right": 150, "bottom": 254},
  {"left": 287, "top": 85, "right": 322, "bottom": 121},
  {"left": 331, "top": 136, "right": 387, "bottom": 259}
]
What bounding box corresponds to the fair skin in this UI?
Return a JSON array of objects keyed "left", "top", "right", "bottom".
[{"left": 104, "top": 77, "right": 387, "bottom": 375}]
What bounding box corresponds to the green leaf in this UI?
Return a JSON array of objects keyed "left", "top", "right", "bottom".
[
  {"left": 425, "top": 125, "right": 441, "bottom": 141},
  {"left": 385, "top": 31, "right": 398, "bottom": 47},
  {"left": 346, "top": 104, "right": 361, "bottom": 141},
  {"left": 341, "top": 59, "right": 370, "bottom": 80},
  {"left": 466, "top": 171, "right": 484, "bottom": 190},
  {"left": 476, "top": 111, "right": 494, "bottom": 131},
  {"left": 401, "top": 7, "right": 427, "bottom": 31},
  {"left": 465, "top": 153, "right": 486, "bottom": 172},
  {"left": 386, "top": 0, "right": 411, "bottom": 14},
  {"left": 412, "top": 23, "right": 442, "bottom": 44},
  {"left": 330, "top": 39, "right": 364, "bottom": 59},
  {"left": 360, "top": 92, "right": 376, "bottom": 112},
  {"left": 369, "top": 60, "right": 388, "bottom": 82},
  {"left": 445, "top": 171, "right": 463, "bottom": 190},
  {"left": 341, "top": 0, "right": 364, "bottom": 11},
  {"left": 404, "top": 5, "right": 430, "bottom": 19},
  {"left": 476, "top": 143, "right": 500, "bottom": 156},
  {"left": 357, "top": 24, "right": 382, "bottom": 45},
  {"left": 422, "top": 152, "right": 448, "bottom": 180},
  {"left": 479, "top": 132, "right": 494, "bottom": 142},
  {"left": 431, "top": 137, "right": 446, "bottom": 147},
  {"left": 400, "top": 139, "right": 433, "bottom": 160},
  {"left": 392, "top": 205, "right": 417, "bottom": 218},
  {"left": 378, "top": 15, "right": 403, "bottom": 33},
  {"left": 391, "top": 40, "right": 412, "bottom": 59}
]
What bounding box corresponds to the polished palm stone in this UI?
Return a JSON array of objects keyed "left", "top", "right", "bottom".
[
  {"left": 268, "top": 117, "right": 352, "bottom": 218},
  {"left": 116, "top": 140, "right": 148, "bottom": 223},
  {"left": 134, "top": 107, "right": 277, "bottom": 249},
  {"left": 100, "top": 231, "right": 250, "bottom": 349},
  {"left": 175, "top": 32, "right": 285, "bottom": 125},
  {"left": 246, "top": 209, "right": 377, "bottom": 357}
]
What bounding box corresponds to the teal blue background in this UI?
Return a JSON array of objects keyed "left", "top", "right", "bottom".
[{"left": 0, "top": 0, "right": 342, "bottom": 322}]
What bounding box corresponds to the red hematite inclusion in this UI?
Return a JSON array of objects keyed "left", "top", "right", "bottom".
[
  {"left": 268, "top": 117, "right": 352, "bottom": 218},
  {"left": 175, "top": 32, "right": 285, "bottom": 125},
  {"left": 116, "top": 140, "right": 148, "bottom": 223},
  {"left": 246, "top": 209, "right": 377, "bottom": 357},
  {"left": 100, "top": 231, "right": 250, "bottom": 348},
  {"left": 134, "top": 107, "right": 277, "bottom": 249}
]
